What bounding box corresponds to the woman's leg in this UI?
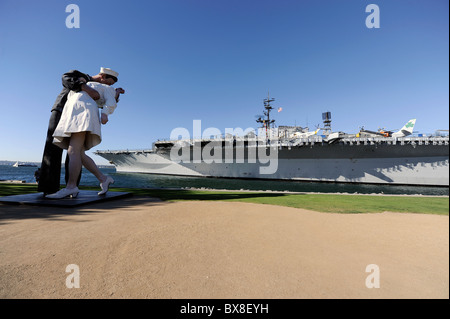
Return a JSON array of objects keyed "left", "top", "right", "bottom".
[
  {"left": 66, "top": 132, "right": 86, "bottom": 189},
  {"left": 81, "top": 149, "right": 114, "bottom": 195},
  {"left": 81, "top": 151, "right": 107, "bottom": 183}
]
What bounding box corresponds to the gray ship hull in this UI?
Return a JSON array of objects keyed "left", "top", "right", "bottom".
[{"left": 95, "top": 136, "right": 449, "bottom": 186}]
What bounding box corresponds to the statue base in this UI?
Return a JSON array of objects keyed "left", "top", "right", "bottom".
[{"left": 0, "top": 190, "right": 132, "bottom": 207}]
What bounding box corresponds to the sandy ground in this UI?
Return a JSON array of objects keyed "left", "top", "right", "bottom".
[{"left": 0, "top": 196, "right": 448, "bottom": 299}]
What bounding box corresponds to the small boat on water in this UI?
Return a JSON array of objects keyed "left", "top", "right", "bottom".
[{"left": 12, "top": 161, "right": 37, "bottom": 168}]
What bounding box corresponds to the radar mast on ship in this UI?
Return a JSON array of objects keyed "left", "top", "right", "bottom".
[{"left": 256, "top": 92, "right": 278, "bottom": 139}]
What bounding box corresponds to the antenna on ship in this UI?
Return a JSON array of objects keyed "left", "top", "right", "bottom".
[
  {"left": 256, "top": 91, "right": 276, "bottom": 128},
  {"left": 256, "top": 91, "right": 277, "bottom": 140}
]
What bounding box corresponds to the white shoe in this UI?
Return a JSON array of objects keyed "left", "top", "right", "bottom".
[
  {"left": 46, "top": 187, "right": 79, "bottom": 199},
  {"left": 98, "top": 176, "right": 114, "bottom": 195}
]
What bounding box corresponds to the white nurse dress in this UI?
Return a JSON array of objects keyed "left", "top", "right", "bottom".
[{"left": 52, "top": 82, "right": 117, "bottom": 150}]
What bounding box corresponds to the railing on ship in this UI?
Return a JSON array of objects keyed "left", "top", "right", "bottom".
[{"left": 94, "top": 135, "right": 449, "bottom": 155}]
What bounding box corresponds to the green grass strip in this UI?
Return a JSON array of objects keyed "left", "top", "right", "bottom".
[{"left": 0, "top": 183, "right": 448, "bottom": 215}]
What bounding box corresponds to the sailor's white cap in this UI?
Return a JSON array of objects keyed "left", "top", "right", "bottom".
[{"left": 100, "top": 67, "right": 118, "bottom": 78}]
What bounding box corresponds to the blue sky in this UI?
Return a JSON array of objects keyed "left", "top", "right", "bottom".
[{"left": 0, "top": 0, "right": 448, "bottom": 164}]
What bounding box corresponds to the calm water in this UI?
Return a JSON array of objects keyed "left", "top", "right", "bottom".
[{"left": 0, "top": 165, "right": 448, "bottom": 196}]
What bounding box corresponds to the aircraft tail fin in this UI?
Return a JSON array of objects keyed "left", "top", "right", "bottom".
[{"left": 392, "top": 119, "right": 416, "bottom": 137}]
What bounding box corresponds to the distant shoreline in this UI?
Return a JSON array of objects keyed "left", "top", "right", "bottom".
[{"left": 0, "top": 161, "right": 114, "bottom": 169}]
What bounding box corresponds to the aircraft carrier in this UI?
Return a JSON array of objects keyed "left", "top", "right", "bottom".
[{"left": 95, "top": 96, "right": 449, "bottom": 186}]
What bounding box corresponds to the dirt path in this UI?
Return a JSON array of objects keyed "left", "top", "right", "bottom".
[{"left": 0, "top": 196, "right": 448, "bottom": 298}]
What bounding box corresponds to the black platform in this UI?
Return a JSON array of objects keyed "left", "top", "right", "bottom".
[{"left": 0, "top": 190, "right": 132, "bottom": 207}]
